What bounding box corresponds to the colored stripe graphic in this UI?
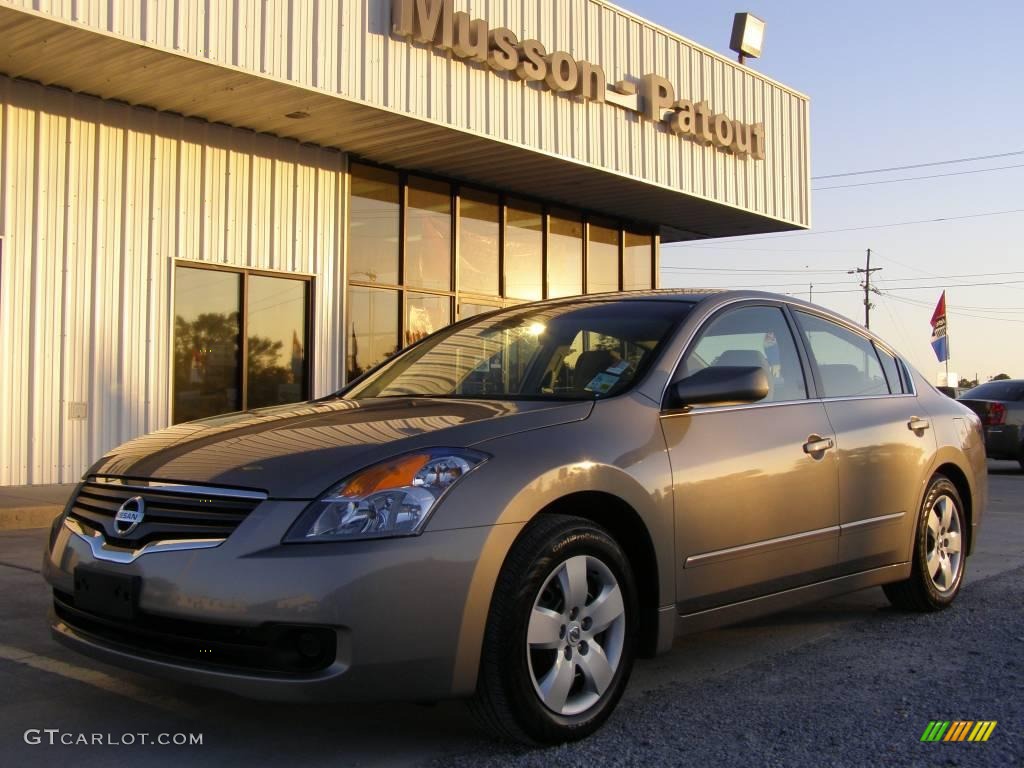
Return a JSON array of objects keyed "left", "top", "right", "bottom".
[
  {"left": 944, "top": 721, "right": 971, "bottom": 741},
  {"left": 921, "top": 720, "right": 997, "bottom": 742},
  {"left": 972, "top": 722, "right": 997, "bottom": 742},
  {"left": 921, "top": 721, "right": 950, "bottom": 742}
]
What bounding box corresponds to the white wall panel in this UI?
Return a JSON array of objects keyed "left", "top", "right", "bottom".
[{"left": 0, "top": 76, "right": 346, "bottom": 485}]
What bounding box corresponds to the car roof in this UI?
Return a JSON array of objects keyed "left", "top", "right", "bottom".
[{"left": 525, "top": 289, "right": 903, "bottom": 356}]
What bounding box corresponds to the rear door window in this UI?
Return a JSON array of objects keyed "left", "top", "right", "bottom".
[{"left": 794, "top": 312, "right": 889, "bottom": 398}]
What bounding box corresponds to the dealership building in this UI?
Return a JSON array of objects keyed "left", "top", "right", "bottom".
[{"left": 0, "top": 0, "right": 809, "bottom": 485}]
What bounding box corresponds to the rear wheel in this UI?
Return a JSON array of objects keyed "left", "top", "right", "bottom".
[
  {"left": 883, "top": 475, "right": 966, "bottom": 611},
  {"left": 470, "top": 514, "right": 638, "bottom": 745}
]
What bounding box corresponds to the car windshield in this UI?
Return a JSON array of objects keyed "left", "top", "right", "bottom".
[
  {"left": 342, "top": 300, "right": 692, "bottom": 401},
  {"left": 961, "top": 380, "right": 1024, "bottom": 401}
]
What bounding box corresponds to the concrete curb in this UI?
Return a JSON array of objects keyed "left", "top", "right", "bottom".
[{"left": 0, "top": 507, "right": 62, "bottom": 531}]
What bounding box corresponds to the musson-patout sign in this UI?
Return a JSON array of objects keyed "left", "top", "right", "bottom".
[{"left": 392, "top": 0, "right": 766, "bottom": 160}]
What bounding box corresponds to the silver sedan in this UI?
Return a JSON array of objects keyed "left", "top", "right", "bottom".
[{"left": 44, "top": 290, "right": 987, "bottom": 744}]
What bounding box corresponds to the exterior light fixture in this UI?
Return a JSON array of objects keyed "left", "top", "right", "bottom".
[{"left": 729, "top": 13, "right": 766, "bottom": 65}]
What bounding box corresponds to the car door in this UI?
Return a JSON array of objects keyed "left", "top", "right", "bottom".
[
  {"left": 661, "top": 303, "right": 840, "bottom": 614},
  {"left": 792, "top": 310, "right": 937, "bottom": 574}
]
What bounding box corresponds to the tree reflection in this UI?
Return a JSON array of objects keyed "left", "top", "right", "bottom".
[{"left": 173, "top": 312, "right": 304, "bottom": 422}]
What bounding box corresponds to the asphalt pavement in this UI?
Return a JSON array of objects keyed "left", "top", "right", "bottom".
[{"left": 0, "top": 461, "right": 1021, "bottom": 767}]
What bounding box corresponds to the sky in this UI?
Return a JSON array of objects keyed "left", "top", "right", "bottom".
[{"left": 627, "top": 0, "right": 1024, "bottom": 385}]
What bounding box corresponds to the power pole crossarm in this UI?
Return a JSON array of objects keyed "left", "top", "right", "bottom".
[{"left": 848, "top": 248, "right": 883, "bottom": 328}]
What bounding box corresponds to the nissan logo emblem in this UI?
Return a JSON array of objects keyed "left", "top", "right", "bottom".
[{"left": 114, "top": 496, "right": 146, "bottom": 536}]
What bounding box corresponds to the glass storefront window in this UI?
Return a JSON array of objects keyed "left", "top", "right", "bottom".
[
  {"left": 459, "top": 301, "right": 501, "bottom": 320},
  {"left": 174, "top": 268, "right": 241, "bottom": 423},
  {"left": 548, "top": 213, "right": 583, "bottom": 298},
  {"left": 246, "top": 275, "right": 308, "bottom": 409},
  {"left": 504, "top": 200, "right": 543, "bottom": 301},
  {"left": 173, "top": 265, "right": 310, "bottom": 423},
  {"left": 347, "top": 286, "right": 400, "bottom": 381},
  {"left": 623, "top": 232, "right": 654, "bottom": 290},
  {"left": 406, "top": 176, "right": 452, "bottom": 292},
  {"left": 587, "top": 224, "right": 619, "bottom": 294},
  {"left": 459, "top": 189, "right": 500, "bottom": 297},
  {"left": 349, "top": 164, "right": 399, "bottom": 285},
  {"left": 407, "top": 293, "right": 452, "bottom": 346}
]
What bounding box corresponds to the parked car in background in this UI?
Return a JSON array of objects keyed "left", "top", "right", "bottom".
[
  {"left": 44, "top": 291, "right": 988, "bottom": 744},
  {"left": 959, "top": 379, "right": 1024, "bottom": 470},
  {"left": 937, "top": 385, "right": 967, "bottom": 399}
]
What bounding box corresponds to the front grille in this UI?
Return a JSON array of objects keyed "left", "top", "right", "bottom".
[
  {"left": 67, "top": 478, "right": 264, "bottom": 548},
  {"left": 54, "top": 590, "right": 336, "bottom": 674}
]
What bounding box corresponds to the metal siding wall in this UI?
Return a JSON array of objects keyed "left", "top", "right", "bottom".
[{"left": 0, "top": 77, "right": 345, "bottom": 485}]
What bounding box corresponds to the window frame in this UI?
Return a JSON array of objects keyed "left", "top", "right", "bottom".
[{"left": 172, "top": 260, "right": 314, "bottom": 422}]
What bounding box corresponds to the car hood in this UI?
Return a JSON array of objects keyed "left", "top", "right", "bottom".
[{"left": 88, "top": 398, "right": 593, "bottom": 498}]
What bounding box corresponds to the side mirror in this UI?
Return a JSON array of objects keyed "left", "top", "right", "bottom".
[{"left": 667, "top": 366, "right": 770, "bottom": 409}]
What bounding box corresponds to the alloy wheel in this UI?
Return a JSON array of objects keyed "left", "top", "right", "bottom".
[
  {"left": 925, "top": 494, "right": 962, "bottom": 592},
  {"left": 526, "top": 554, "right": 627, "bottom": 716}
]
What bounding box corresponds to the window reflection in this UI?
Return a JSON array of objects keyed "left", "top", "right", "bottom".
[
  {"left": 623, "top": 232, "right": 653, "bottom": 290},
  {"left": 459, "top": 301, "right": 500, "bottom": 320},
  {"left": 406, "top": 177, "right": 451, "bottom": 292},
  {"left": 173, "top": 268, "right": 241, "bottom": 423},
  {"left": 349, "top": 164, "right": 399, "bottom": 285},
  {"left": 459, "top": 189, "right": 499, "bottom": 296},
  {"left": 505, "top": 201, "right": 543, "bottom": 301},
  {"left": 407, "top": 293, "right": 451, "bottom": 346},
  {"left": 548, "top": 213, "right": 583, "bottom": 298},
  {"left": 246, "top": 276, "right": 307, "bottom": 409},
  {"left": 587, "top": 224, "right": 619, "bottom": 294},
  {"left": 347, "top": 286, "right": 400, "bottom": 381}
]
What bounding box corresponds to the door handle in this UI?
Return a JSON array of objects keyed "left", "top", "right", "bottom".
[
  {"left": 907, "top": 417, "right": 930, "bottom": 432},
  {"left": 803, "top": 436, "right": 835, "bottom": 455}
]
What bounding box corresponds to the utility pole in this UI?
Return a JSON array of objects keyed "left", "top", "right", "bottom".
[
  {"left": 809, "top": 283, "right": 814, "bottom": 302},
  {"left": 849, "top": 249, "right": 882, "bottom": 328}
]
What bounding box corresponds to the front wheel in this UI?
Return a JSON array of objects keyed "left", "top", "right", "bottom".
[
  {"left": 883, "top": 475, "right": 966, "bottom": 611},
  {"left": 470, "top": 514, "right": 638, "bottom": 744}
]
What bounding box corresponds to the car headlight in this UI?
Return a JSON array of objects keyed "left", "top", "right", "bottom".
[{"left": 284, "top": 448, "right": 489, "bottom": 542}]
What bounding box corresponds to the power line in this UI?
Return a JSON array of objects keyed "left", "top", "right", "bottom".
[
  {"left": 660, "top": 266, "right": 850, "bottom": 274},
  {"left": 881, "top": 292, "right": 1024, "bottom": 324},
  {"left": 812, "top": 150, "right": 1024, "bottom": 179},
  {"left": 814, "top": 162, "right": 1024, "bottom": 191},
  {"left": 682, "top": 208, "right": 1024, "bottom": 242}
]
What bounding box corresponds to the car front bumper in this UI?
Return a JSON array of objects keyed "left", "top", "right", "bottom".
[{"left": 43, "top": 501, "right": 522, "bottom": 702}]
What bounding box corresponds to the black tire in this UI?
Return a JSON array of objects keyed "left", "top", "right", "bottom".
[
  {"left": 469, "top": 514, "right": 638, "bottom": 745},
  {"left": 883, "top": 475, "right": 966, "bottom": 611}
]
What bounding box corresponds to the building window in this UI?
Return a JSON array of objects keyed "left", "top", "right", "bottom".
[
  {"left": 349, "top": 164, "right": 399, "bottom": 285},
  {"left": 344, "top": 161, "right": 660, "bottom": 384},
  {"left": 623, "top": 231, "right": 654, "bottom": 290},
  {"left": 173, "top": 264, "right": 310, "bottom": 424},
  {"left": 459, "top": 188, "right": 500, "bottom": 297},
  {"left": 405, "top": 176, "right": 452, "bottom": 292},
  {"left": 347, "top": 286, "right": 400, "bottom": 382},
  {"left": 548, "top": 212, "right": 583, "bottom": 298},
  {"left": 504, "top": 200, "right": 543, "bottom": 301},
  {"left": 407, "top": 292, "right": 452, "bottom": 346},
  {"left": 587, "top": 223, "right": 620, "bottom": 294}
]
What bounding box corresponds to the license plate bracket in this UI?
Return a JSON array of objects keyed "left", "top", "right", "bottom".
[{"left": 74, "top": 566, "right": 140, "bottom": 620}]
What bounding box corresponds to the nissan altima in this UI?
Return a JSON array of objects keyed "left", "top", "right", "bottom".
[{"left": 44, "top": 290, "right": 988, "bottom": 744}]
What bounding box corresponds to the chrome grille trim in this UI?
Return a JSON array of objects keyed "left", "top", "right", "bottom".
[
  {"left": 89, "top": 476, "right": 268, "bottom": 501},
  {"left": 64, "top": 518, "right": 225, "bottom": 564}
]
